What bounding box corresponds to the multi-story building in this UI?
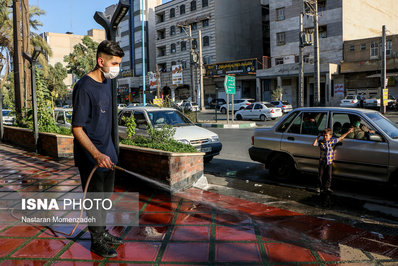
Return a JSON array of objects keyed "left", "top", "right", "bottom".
[
  {"left": 341, "top": 34, "right": 398, "bottom": 98},
  {"left": 256, "top": 0, "right": 398, "bottom": 107},
  {"left": 111, "top": 0, "right": 162, "bottom": 103},
  {"left": 41, "top": 29, "right": 105, "bottom": 90},
  {"left": 155, "top": 0, "right": 264, "bottom": 102}
]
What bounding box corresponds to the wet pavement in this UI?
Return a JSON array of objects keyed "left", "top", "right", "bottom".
[{"left": 0, "top": 143, "right": 398, "bottom": 265}]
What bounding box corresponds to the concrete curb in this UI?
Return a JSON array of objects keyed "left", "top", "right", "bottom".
[{"left": 195, "top": 122, "right": 257, "bottom": 128}]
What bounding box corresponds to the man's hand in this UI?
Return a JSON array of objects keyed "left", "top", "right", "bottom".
[{"left": 94, "top": 153, "right": 114, "bottom": 169}]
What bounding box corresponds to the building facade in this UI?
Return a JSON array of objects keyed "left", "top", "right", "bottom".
[
  {"left": 113, "top": 0, "right": 162, "bottom": 103},
  {"left": 41, "top": 29, "right": 105, "bottom": 90},
  {"left": 155, "top": 0, "right": 264, "bottom": 103},
  {"left": 256, "top": 0, "right": 398, "bottom": 107}
]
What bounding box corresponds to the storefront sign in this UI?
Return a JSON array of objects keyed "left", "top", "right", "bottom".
[
  {"left": 172, "top": 65, "right": 183, "bottom": 85},
  {"left": 383, "top": 88, "right": 389, "bottom": 105},
  {"left": 205, "top": 59, "right": 257, "bottom": 77},
  {"left": 148, "top": 72, "right": 160, "bottom": 90},
  {"left": 334, "top": 84, "right": 344, "bottom": 96}
]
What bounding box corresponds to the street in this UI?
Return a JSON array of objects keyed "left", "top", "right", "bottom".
[{"left": 202, "top": 112, "right": 398, "bottom": 223}]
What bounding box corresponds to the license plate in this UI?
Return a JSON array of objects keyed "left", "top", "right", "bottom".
[{"left": 201, "top": 147, "right": 212, "bottom": 153}]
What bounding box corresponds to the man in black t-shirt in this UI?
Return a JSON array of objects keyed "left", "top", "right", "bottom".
[{"left": 72, "top": 40, "right": 124, "bottom": 258}]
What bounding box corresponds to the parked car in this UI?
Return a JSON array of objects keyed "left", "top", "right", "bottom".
[
  {"left": 235, "top": 102, "right": 282, "bottom": 121},
  {"left": 54, "top": 108, "right": 72, "bottom": 129},
  {"left": 219, "top": 99, "right": 253, "bottom": 114},
  {"left": 339, "top": 95, "right": 364, "bottom": 108},
  {"left": 2, "top": 109, "right": 15, "bottom": 125},
  {"left": 249, "top": 107, "right": 398, "bottom": 183},
  {"left": 363, "top": 95, "right": 380, "bottom": 108},
  {"left": 118, "top": 107, "right": 222, "bottom": 162},
  {"left": 118, "top": 103, "right": 127, "bottom": 110},
  {"left": 181, "top": 101, "right": 199, "bottom": 112},
  {"left": 270, "top": 101, "right": 293, "bottom": 113},
  {"left": 209, "top": 98, "right": 226, "bottom": 109}
]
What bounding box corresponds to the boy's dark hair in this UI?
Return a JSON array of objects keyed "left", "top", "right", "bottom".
[
  {"left": 322, "top": 128, "right": 332, "bottom": 135},
  {"left": 96, "top": 40, "right": 125, "bottom": 60}
]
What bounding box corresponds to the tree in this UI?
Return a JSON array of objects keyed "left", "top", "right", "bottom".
[
  {"left": 47, "top": 62, "right": 68, "bottom": 100},
  {"left": 64, "top": 36, "right": 99, "bottom": 80},
  {"left": 272, "top": 87, "right": 283, "bottom": 101}
]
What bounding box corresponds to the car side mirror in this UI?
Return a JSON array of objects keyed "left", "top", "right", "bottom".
[{"left": 369, "top": 134, "right": 383, "bottom": 142}]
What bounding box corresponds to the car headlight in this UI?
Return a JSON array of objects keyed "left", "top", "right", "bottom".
[
  {"left": 178, "top": 139, "right": 190, "bottom": 145},
  {"left": 210, "top": 136, "right": 219, "bottom": 142}
]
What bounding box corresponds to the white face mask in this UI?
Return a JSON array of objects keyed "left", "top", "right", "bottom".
[{"left": 100, "top": 66, "right": 120, "bottom": 79}]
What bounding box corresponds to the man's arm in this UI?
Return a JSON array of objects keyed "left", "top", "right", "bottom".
[
  {"left": 338, "top": 127, "right": 354, "bottom": 142},
  {"left": 72, "top": 126, "right": 114, "bottom": 169}
]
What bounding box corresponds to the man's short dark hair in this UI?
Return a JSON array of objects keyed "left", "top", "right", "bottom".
[{"left": 96, "top": 40, "right": 125, "bottom": 59}]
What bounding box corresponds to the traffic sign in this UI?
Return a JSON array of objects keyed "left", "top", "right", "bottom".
[
  {"left": 383, "top": 88, "right": 389, "bottom": 106},
  {"left": 224, "top": 75, "right": 236, "bottom": 94}
]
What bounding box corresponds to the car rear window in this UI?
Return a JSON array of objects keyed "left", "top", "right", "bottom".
[
  {"left": 265, "top": 104, "right": 274, "bottom": 108},
  {"left": 282, "top": 101, "right": 290, "bottom": 105},
  {"left": 346, "top": 95, "right": 355, "bottom": 99}
]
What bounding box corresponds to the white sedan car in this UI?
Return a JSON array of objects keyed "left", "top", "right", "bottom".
[
  {"left": 219, "top": 99, "right": 252, "bottom": 114},
  {"left": 235, "top": 102, "right": 282, "bottom": 121},
  {"left": 271, "top": 101, "right": 293, "bottom": 113},
  {"left": 339, "top": 95, "right": 363, "bottom": 107}
]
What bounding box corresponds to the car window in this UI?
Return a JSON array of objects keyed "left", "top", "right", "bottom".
[
  {"left": 287, "top": 113, "right": 303, "bottom": 134},
  {"left": 265, "top": 104, "right": 274, "bottom": 108},
  {"left": 254, "top": 104, "right": 263, "bottom": 110},
  {"left": 118, "top": 111, "right": 132, "bottom": 126},
  {"left": 148, "top": 110, "right": 192, "bottom": 127},
  {"left": 271, "top": 101, "right": 279, "bottom": 105},
  {"left": 277, "top": 111, "right": 299, "bottom": 133},
  {"left": 299, "top": 112, "right": 327, "bottom": 135},
  {"left": 2, "top": 110, "right": 11, "bottom": 116},
  {"left": 346, "top": 95, "right": 355, "bottom": 100},
  {"left": 366, "top": 113, "right": 398, "bottom": 139},
  {"left": 134, "top": 112, "right": 149, "bottom": 129},
  {"left": 333, "top": 113, "right": 375, "bottom": 140},
  {"left": 56, "top": 112, "right": 65, "bottom": 124},
  {"left": 245, "top": 104, "right": 254, "bottom": 110},
  {"left": 282, "top": 101, "right": 290, "bottom": 105}
]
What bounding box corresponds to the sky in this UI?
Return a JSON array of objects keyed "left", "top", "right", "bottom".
[{"left": 33, "top": 0, "right": 171, "bottom": 36}]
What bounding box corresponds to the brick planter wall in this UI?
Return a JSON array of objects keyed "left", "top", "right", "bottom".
[
  {"left": 2, "top": 126, "right": 73, "bottom": 158},
  {"left": 119, "top": 144, "right": 204, "bottom": 192}
]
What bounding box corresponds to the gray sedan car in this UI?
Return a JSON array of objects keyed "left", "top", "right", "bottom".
[{"left": 249, "top": 107, "right": 398, "bottom": 183}]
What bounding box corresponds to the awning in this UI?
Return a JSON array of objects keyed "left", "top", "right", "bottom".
[{"left": 366, "top": 72, "right": 398, "bottom": 78}]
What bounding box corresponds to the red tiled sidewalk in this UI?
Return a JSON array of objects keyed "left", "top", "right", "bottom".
[{"left": 0, "top": 143, "right": 397, "bottom": 265}]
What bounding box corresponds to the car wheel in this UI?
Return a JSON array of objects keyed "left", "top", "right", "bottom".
[
  {"left": 237, "top": 114, "right": 242, "bottom": 120},
  {"left": 260, "top": 114, "right": 266, "bottom": 121},
  {"left": 204, "top": 156, "right": 213, "bottom": 163},
  {"left": 269, "top": 154, "right": 295, "bottom": 179},
  {"left": 221, "top": 108, "right": 226, "bottom": 114}
]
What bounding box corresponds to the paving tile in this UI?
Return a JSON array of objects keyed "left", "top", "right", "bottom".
[
  {"left": 216, "top": 225, "right": 257, "bottom": 241},
  {"left": 162, "top": 243, "right": 209, "bottom": 262},
  {"left": 264, "top": 243, "right": 316, "bottom": 263},
  {"left": 143, "top": 202, "right": 178, "bottom": 212},
  {"left": 0, "top": 225, "right": 43, "bottom": 237},
  {"left": 110, "top": 242, "right": 161, "bottom": 261},
  {"left": 175, "top": 213, "right": 212, "bottom": 225},
  {"left": 139, "top": 213, "right": 174, "bottom": 225},
  {"left": 215, "top": 243, "right": 262, "bottom": 263},
  {"left": 11, "top": 239, "right": 69, "bottom": 259},
  {"left": 170, "top": 226, "right": 210, "bottom": 241},
  {"left": 215, "top": 212, "right": 252, "bottom": 226},
  {"left": 179, "top": 201, "right": 213, "bottom": 213},
  {"left": 0, "top": 260, "right": 47, "bottom": 265},
  {"left": 59, "top": 240, "right": 103, "bottom": 260},
  {"left": 123, "top": 226, "right": 168, "bottom": 240},
  {"left": 52, "top": 261, "right": 101, "bottom": 266},
  {"left": 0, "top": 238, "right": 27, "bottom": 257}
]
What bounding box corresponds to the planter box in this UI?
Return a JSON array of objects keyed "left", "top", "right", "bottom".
[
  {"left": 119, "top": 144, "right": 204, "bottom": 192},
  {"left": 3, "top": 126, "right": 74, "bottom": 158}
]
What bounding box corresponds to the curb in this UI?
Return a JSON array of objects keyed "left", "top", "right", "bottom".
[{"left": 195, "top": 122, "right": 257, "bottom": 128}]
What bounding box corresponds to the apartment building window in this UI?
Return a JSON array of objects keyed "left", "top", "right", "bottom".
[
  {"left": 203, "top": 36, "right": 209, "bottom": 47},
  {"left": 319, "top": 25, "right": 327, "bottom": 38},
  {"left": 360, "top": 43, "right": 366, "bottom": 50},
  {"left": 171, "top": 61, "right": 177, "bottom": 66},
  {"left": 202, "top": 0, "right": 208, "bottom": 7},
  {"left": 202, "top": 19, "right": 209, "bottom": 27},
  {"left": 318, "top": 0, "right": 326, "bottom": 12},
  {"left": 170, "top": 8, "right": 175, "bottom": 18},
  {"left": 191, "top": 1, "right": 197, "bottom": 11},
  {"left": 192, "top": 39, "right": 197, "bottom": 49},
  {"left": 171, "top": 43, "right": 176, "bottom": 53},
  {"left": 370, "top": 41, "right": 379, "bottom": 57},
  {"left": 181, "top": 41, "right": 187, "bottom": 51},
  {"left": 158, "top": 46, "right": 166, "bottom": 57},
  {"left": 275, "top": 58, "right": 284, "bottom": 65},
  {"left": 191, "top": 22, "right": 197, "bottom": 30},
  {"left": 276, "top": 32, "right": 285, "bottom": 46},
  {"left": 276, "top": 8, "right": 285, "bottom": 21},
  {"left": 170, "top": 26, "right": 176, "bottom": 36},
  {"left": 157, "top": 29, "right": 165, "bottom": 40},
  {"left": 180, "top": 5, "right": 185, "bottom": 14},
  {"left": 158, "top": 63, "right": 167, "bottom": 72},
  {"left": 156, "top": 12, "right": 165, "bottom": 23},
  {"left": 386, "top": 40, "right": 392, "bottom": 56},
  {"left": 179, "top": 26, "right": 184, "bottom": 33},
  {"left": 203, "top": 56, "right": 211, "bottom": 64},
  {"left": 349, "top": 45, "right": 355, "bottom": 52}
]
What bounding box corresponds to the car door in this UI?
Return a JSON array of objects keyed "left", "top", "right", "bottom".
[
  {"left": 241, "top": 104, "right": 254, "bottom": 119},
  {"left": 281, "top": 111, "right": 328, "bottom": 173},
  {"left": 252, "top": 104, "right": 263, "bottom": 119},
  {"left": 331, "top": 112, "right": 389, "bottom": 181}
]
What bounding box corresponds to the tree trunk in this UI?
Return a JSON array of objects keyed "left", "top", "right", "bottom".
[
  {"left": 22, "top": 0, "right": 31, "bottom": 108},
  {"left": 13, "top": 0, "right": 24, "bottom": 118}
]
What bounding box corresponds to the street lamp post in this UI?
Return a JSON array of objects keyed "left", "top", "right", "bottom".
[
  {"left": 94, "top": 0, "right": 130, "bottom": 155},
  {"left": 0, "top": 62, "right": 4, "bottom": 141},
  {"left": 23, "top": 47, "right": 42, "bottom": 153}
]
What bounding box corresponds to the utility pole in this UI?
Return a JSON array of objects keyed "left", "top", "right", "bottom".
[
  {"left": 380, "top": 25, "right": 387, "bottom": 114},
  {"left": 298, "top": 12, "right": 305, "bottom": 107},
  {"left": 313, "top": 0, "right": 320, "bottom": 106},
  {"left": 198, "top": 29, "right": 205, "bottom": 110},
  {"left": 13, "top": 0, "right": 24, "bottom": 118},
  {"left": 142, "top": 0, "right": 146, "bottom": 106},
  {"left": 155, "top": 64, "right": 160, "bottom": 98},
  {"left": 22, "top": 0, "right": 31, "bottom": 108},
  {"left": 189, "top": 25, "right": 195, "bottom": 102}
]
